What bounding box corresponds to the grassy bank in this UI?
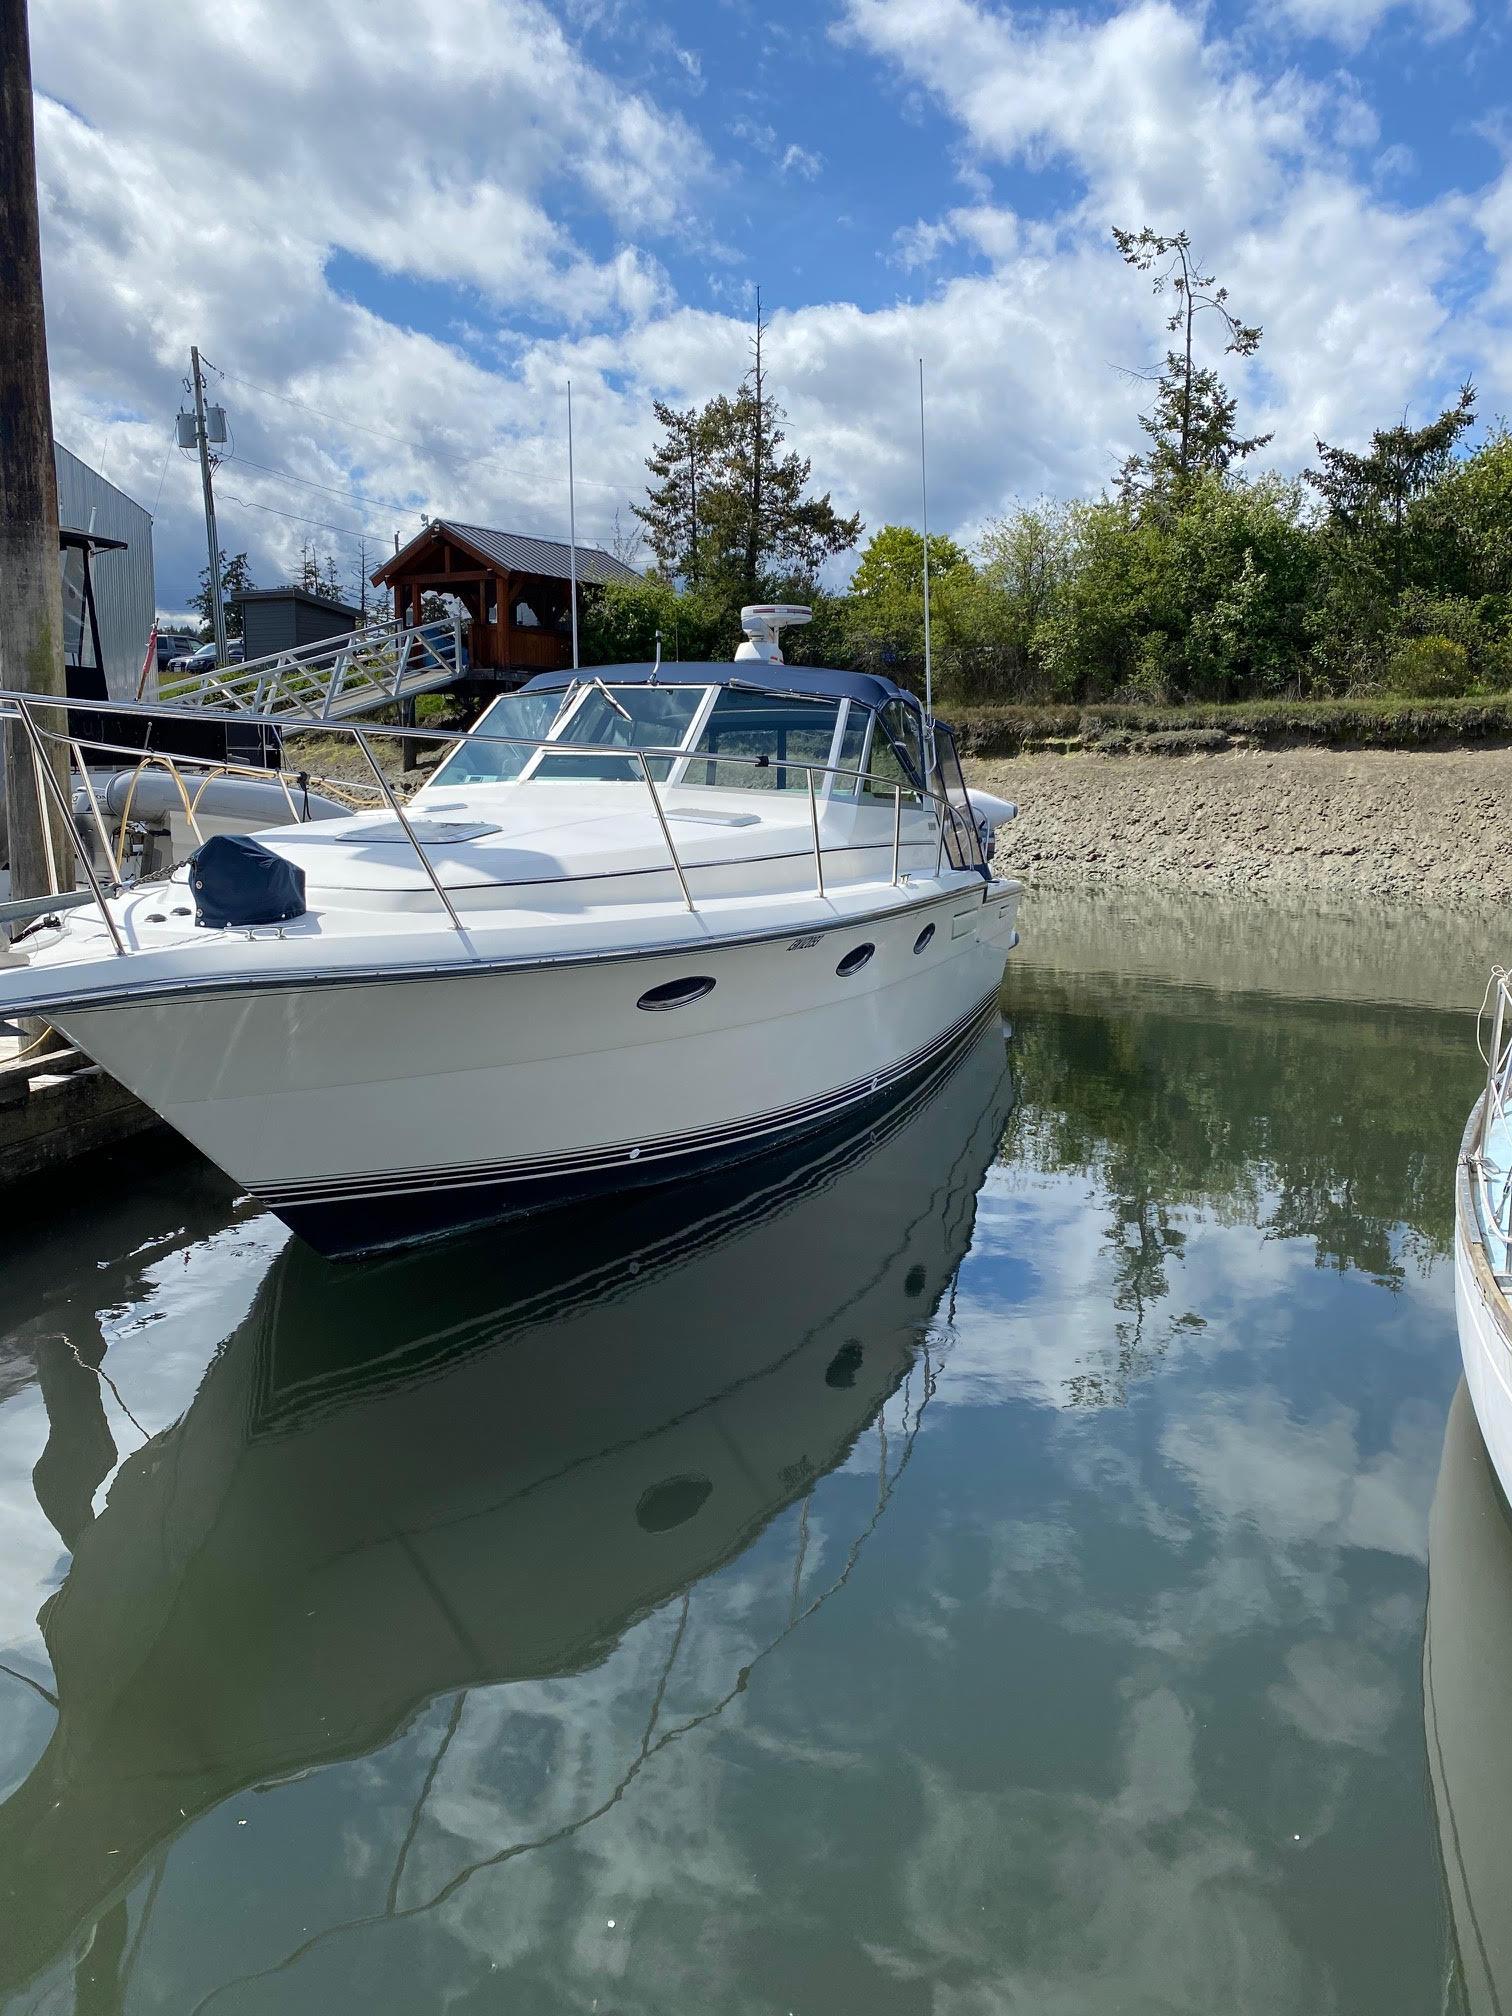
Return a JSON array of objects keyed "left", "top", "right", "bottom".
[{"left": 949, "top": 692, "right": 1512, "bottom": 758}]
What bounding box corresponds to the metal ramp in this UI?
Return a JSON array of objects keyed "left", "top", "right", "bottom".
[{"left": 161, "top": 614, "right": 467, "bottom": 723}]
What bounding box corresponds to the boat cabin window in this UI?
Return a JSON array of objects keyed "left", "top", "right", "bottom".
[
  {"left": 862, "top": 700, "right": 926, "bottom": 802},
  {"left": 428, "top": 691, "right": 564, "bottom": 786},
  {"left": 685, "top": 689, "right": 841, "bottom": 791},
  {"left": 531, "top": 685, "right": 704, "bottom": 781}
]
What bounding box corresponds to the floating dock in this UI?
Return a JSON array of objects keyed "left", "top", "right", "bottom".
[{"left": 0, "top": 1031, "right": 161, "bottom": 1186}]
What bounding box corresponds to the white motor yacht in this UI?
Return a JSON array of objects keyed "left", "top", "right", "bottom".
[{"left": 0, "top": 619, "right": 1021, "bottom": 1257}]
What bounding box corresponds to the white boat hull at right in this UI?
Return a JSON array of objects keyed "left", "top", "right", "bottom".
[
  {"left": 1455, "top": 1093, "right": 1512, "bottom": 1505},
  {"left": 54, "top": 880, "right": 1021, "bottom": 1256}
]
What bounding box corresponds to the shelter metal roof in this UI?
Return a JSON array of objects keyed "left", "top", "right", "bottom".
[
  {"left": 230, "top": 585, "right": 363, "bottom": 618},
  {"left": 376, "top": 520, "right": 643, "bottom": 589}
]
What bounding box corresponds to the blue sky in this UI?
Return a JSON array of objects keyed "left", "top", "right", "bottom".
[{"left": 27, "top": 0, "right": 1512, "bottom": 611}]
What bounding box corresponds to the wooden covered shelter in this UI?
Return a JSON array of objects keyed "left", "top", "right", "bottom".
[{"left": 372, "top": 520, "right": 642, "bottom": 682}]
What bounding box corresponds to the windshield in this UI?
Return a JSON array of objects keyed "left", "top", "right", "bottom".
[
  {"left": 531, "top": 685, "right": 704, "bottom": 781},
  {"left": 685, "top": 689, "right": 841, "bottom": 791},
  {"left": 861, "top": 701, "right": 926, "bottom": 802},
  {"left": 932, "top": 724, "right": 987, "bottom": 872},
  {"left": 428, "top": 691, "right": 566, "bottom": 787}
]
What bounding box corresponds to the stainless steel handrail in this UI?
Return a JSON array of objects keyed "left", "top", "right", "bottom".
[
  {"left": 13, "top": 703, "right": 127, "bottom": 956},
  {"left": 0, "top": 686, "right": 992, "bottom": 959},
  {"left": 1474, "top": 969, "right": 1512, "bottom": 1252},
  {"left": 352, "top": 728, "right": 470, "bottom": 942}
]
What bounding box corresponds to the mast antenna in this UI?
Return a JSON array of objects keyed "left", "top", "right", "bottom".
[
  {"left": 918, "top": 357, "right": 933, "bottom": 741},
  {"left": 567, "top": 379, "right": 580, "bottom": 672}
]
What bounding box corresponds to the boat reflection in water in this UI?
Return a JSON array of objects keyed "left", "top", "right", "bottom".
[
  {"left": 1426, "top": 1381, "right": 1512, "bottom": 2015},
  {"left": 0, "top": 1011, "right": 1012, "bottom": 2004}
]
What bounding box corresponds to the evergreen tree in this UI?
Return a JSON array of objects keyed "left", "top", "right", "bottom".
[
  {"left": 349, "top": 535, "right": 373, "bottom": 619},
  {"left": 193, "top": 550, "right": 252, "bottom": 639},
  {"left": 633, "top": 402, "right": 707, "bottom": 582},
  {"left": 1113, "top": 226, "right": 1272, "bottom": 502},
  {"left": 1307, "top": 384, "right": 1477, "bottom": 593},
  {"left": 700, "top": 292, "right": 862, "bottom": 599},
  {"left": 633, "top": 293, "right": 862, "bottom": 606}
]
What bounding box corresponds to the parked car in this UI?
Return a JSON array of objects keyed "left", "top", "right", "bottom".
[
  {"left": 156, "top": 632, "right": 198, "bottom": 671},
  {"left": 168, "top": 639, "right": 245, "bottom": 677}
]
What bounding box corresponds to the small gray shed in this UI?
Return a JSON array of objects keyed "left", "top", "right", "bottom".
[{"left": 232, "top": 587, "right": 362, "bottom": 662}]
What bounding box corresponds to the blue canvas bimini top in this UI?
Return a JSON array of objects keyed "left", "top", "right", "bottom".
[{"left": 519, "top": 661, "right": 922, "bottom": 715}]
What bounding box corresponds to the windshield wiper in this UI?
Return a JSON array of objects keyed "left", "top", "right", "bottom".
[{"left": 589, "top": 676, "right": 631, "bottom": 722}]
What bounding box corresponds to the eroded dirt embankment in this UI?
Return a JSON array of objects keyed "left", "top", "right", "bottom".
[{"left": 970, "top": 746, "right": 1512, "bottom": 910}]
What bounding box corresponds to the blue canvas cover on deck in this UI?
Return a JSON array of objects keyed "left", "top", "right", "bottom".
[{"left": 189, "top": 833, "right": 306, "bottom": 930}]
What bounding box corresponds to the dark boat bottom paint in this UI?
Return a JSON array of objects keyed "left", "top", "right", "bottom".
[{"left": 271, "top": 992, "right": 1004, "bottom": 1258}]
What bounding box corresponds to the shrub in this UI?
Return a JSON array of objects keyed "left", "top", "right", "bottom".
[
  {"left": 1388, "top": 634, "right": 1472, "bottom": 698},
  {"left": 1138, "top": 728, "right": 1230, "bottom": 755}
]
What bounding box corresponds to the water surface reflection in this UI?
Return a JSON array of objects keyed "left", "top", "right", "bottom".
[
  {"left": 0, "top": 891, "right": 1488, "bottom": 2013},
  {"left": 0, "top": 1024, "right": 1010, "bottom": 2009}
]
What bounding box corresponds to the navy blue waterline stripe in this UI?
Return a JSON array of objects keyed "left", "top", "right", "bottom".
[{"left": 252, "top": 992, "right": 1002, "bottom": 1211}]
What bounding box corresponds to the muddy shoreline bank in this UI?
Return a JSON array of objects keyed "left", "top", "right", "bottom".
[{"left": 970, "top": 745, "right": 1512, "bottom": 910}]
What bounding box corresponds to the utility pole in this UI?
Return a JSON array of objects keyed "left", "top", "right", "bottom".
[
  {"left": 0, "top": 0, "right": 75, "bottom": 908},
  {"left": 190, "top": 345, "right": 228, "bottom": 663},
  {"left": 567, "top": 379, "right": 579, "bottom": 672}
]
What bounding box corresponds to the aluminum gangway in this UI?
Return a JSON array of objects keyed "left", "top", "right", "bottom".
[{"left": 161, "top": 613, "right": 467, "bottom": 723}]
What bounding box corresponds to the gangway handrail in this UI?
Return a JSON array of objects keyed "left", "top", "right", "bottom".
[
  {"left": 0, "top": 686, "right": 991, "bottom": 963},
  {"left": 161, "top": 613, "right": 465, "bottom": 724}
]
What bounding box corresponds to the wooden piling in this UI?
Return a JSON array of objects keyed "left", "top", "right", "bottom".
[{"left": 0, "top": 0, "right": 76, "bottom": 915}]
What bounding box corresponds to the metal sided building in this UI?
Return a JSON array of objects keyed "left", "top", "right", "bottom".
[{"left": 54, "top": 443, "right": 155, "bottom": 703}]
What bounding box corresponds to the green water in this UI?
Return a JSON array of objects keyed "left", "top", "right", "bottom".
[{"left": 0, "top": 890, "right": 1496, "bottom": 2013}]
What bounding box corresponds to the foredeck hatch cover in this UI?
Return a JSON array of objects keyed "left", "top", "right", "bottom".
[{"left": 330, "top": 820, "right": 502, "bottom": 845}]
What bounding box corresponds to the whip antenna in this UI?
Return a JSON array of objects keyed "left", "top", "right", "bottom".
[
  {"left": 918, "top": 357, "right": 933, "bottom": 743},
  {"left": 568, "top": 379, "right": 580, "bottom": 671}
]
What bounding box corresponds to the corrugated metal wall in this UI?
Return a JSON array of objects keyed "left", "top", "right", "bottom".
[{"left": 54, "top": 443, "right": 155, "bottom": 701}]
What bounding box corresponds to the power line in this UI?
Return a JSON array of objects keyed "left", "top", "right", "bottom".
[
  {"left": 207, "top": 364, "right": 421, "bottom": 450},
  {"left": 150, "top": 434, "right": 174, "bottom": 516},
  {"left": 222, "top": 451, "right": 426, "bottom": 518},
  {"left": 218, "top": 490, "right": 402, "bottom": 547},
  {"left": 207, "top": 356, "right": 633, "bottom": 490}
]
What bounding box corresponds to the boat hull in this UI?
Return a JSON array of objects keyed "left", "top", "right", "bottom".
[
  {"left": 1454, "top": 1095, "right": 1512, "bottom": 1504},
  {"left": 54, "top": 882, "right": 1020, "bottom": 1257}
]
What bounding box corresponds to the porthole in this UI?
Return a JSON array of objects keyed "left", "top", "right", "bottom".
[
  {"left": 912, "top": 923, "right": 935, "bottom": 954},
  {"left": 636, "top": 1473, "right": 713, "bottom": 1532},
  {"left": 637, "top": 974, "right": 716, "bottom": 1012},
  {"left": 835, "top": 942, "right": 875, "bottom": 978},
  {"left": 825, "top": 1342, "right": 864, "bottom": 1389}
]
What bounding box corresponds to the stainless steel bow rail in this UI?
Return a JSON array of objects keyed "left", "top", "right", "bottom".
[
  {"left": 1472, "top": 967, "right": 1512, "bottom": 1259},
  {"left": 0, "top": 687, "right": 990, "bottom": 962}
]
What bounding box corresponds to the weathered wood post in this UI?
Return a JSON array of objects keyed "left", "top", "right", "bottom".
[{"left": 0, "top": 0, "right": 75, "bottom": 914}]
